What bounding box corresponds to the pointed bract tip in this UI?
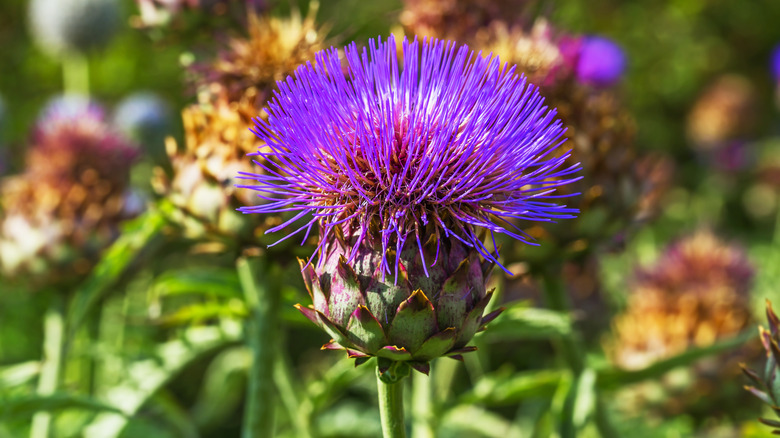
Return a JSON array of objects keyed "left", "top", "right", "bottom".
[{"left": 410, "top": 361, "right": 431, "bottom": 375}]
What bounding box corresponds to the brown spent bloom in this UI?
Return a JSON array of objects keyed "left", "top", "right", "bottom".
[
  {"left": 474, "top": 20, "right": 576, "bottom": 86},
  {"left": 154, "top": 10, "right": 326, "bottom": 242},
  {"left": 0, "top": 103, "right": 140, "bottom": 282},
  {"left": 399, "top": 0, "right": 530, "bottom": 41},
  {"left": 607, "top": 231, "right": 757, "bottom": 417},
  {"left": 687, "top": 74, "right": 758, "bottom": 151},
  {"left": 193, "top": 8, "right": 326, "bottom": 108},
  {"left": 611, "top": 231, "right": 753, "bottom": 370},
  {"left": 403, "top": 13, "right": 670, "bottom": 263},
  {"left": 152, "top": 94, "right": 269, "bottom": 238},
  {"left": 482, "top": 20, "right": 668, "bottom": 262}
]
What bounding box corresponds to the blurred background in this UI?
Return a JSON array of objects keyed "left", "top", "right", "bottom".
[{"left": 2, "top": 0, "right": 780, "bottom": 437}]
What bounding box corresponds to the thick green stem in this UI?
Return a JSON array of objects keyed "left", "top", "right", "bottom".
[
  {"left": 376, "top": 367, "right": 406, "bottom": 438},
  {"left": 238, "top": 255, "right": 279, "bottom": 438},
  {"left": 411, "top": 371, "right": 435, "bottom": 438},
  {"left": 62, "top": 53, "right": 89, "bottom": 96},
  {"left": 30, "top": 294, "right": 66, "bottom": 438}
]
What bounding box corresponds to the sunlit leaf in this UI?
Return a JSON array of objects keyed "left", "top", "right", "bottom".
[
  {"left": 159, "top": 300, "right": 248, "bottom": 325},
  {"left": 460, "top": 368, "right": 563, "bottom": 405},
  {"left": 0, "top": 361, "right": 40, "bottom": 389},
  {"left": 82, "top": 323, "right": 241, "bottom": 437},
  {"left": 572, "top": 368, "right": 596, "bottom": 430},
  {"left": 440, "top": 405, "right": 524, "bottom": 438},
  {"left": 153, "top": 268, "right": 242, "bottom": 299}
]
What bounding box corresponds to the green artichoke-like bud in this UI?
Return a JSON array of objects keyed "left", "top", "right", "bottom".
[
  {"left": 743, "top": 300, "right": 780, "bottom": 432},
  {"left": 296, "top": 227, "right": 502, "bottom": 376}
]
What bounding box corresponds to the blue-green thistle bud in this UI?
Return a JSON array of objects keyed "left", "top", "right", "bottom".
[{"left": 29, "top": 0, "right": 120, "bottom": 55}]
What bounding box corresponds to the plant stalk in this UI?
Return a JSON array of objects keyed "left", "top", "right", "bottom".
[
  {"left": 376, "top": 367, "right": 406, "bottom": 438},
  {"left": 238, "top": 255, "right": 279, "bottom": 438},
  {"left": 62, "top": 52, "right": 89, "bottom": 96},
  {"left": 30, "top": 294, "right": 66, "bottom": 438},
  {"left": 411, "top": 370, "right": 435, "bottom": 438}
]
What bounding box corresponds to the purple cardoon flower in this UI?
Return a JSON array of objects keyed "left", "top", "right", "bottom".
[
  {"left": 240, "top": 36, "right": 580, "bottom": 272},
  {"left": 575, "top": 36, "right": 626, "bottom": 87},
  {"left": 238, "top": 36, "right": 580, "bottom": 370}
]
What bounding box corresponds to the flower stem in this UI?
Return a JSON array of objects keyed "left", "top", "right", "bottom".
[
  {"left": 411, "top": 370, "right": 434, "bottom": 438},
  {"left": 62, "top": 52, "right": 89, "bottom": 96},
  {"left": 30, "top": 294, "right": 66, "bottom": 438},
  {"left": 376, "top": 366, "right": 406, "bottom": 438},
  {"left": 238, "top": 254, "right": 279, "bottom": 438}
]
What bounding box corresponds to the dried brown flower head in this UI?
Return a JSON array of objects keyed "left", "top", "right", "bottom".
[
  {"left": 608, "top": 231, "right": 758, "bottom": 418},
  {"left": 155, "top": 10, "right": 326, "bottom": 244},
  {"left": 687, "top": 74, "right": 758, "bottom": 151},
  {"left": 399, "top": 0, "right": 529, "bottom": 41},
  {"left": 0, "top": 101, "right": 140, "bottom": 282}
]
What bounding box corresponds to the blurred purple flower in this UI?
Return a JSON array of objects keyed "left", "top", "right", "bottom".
[
  {"left": 771, "top": 44, "right": 780, "bottom": 82},
  {"left": 576, "top": 36, "right": 626, "bottom": 87},
  {"left": 238, "top": 36, "right": 581, "bottom": 274},
  {"left": 30, "top": 96, "right": 139, "bottom": 185},
  {"left": 712, "top": 140, "right": 752, "bottom": 173}
]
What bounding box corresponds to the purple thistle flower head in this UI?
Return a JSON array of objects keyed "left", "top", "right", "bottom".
[
  {"left": 576, "top": 36, "right": 626, "bottom": 87},
  {"left": 238, "top": 36, "right": 581, "bottom": 276},
  {"left": 771, "top": 44, "right": 780, "bottom": 82}
]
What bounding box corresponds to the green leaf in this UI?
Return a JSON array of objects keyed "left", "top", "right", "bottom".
[
  {"left": 0, "top": 361, "right": 40, "bottom": 389},
  {"left": 0, "top": 394, "right": 124, "bottom": 420},
  {"left": 83, "top": 323, "right": 241, "bottom": 437},
  {"left": 190, "top": 347, "right": 250, "bottom": 430},
  {"left": 479, "top": 301, "right": 572, "bottom": 341},
  {"left": 160, "top": 301, "right": 248, "bottom": 325},
  {"left": 597, "top": 330, "right": 754, "bottom": 389},
  {"left": 67, "top": 204, "right": 168, "bottom": 334},
  {"left": 440, "top": 405, "right": 524, "bottom": 438},
  {"left": 307, "top": 358, "right": 373, "bottom": 411},
  {"left": 572, "top": 368, "right": 597, "bottom": 430},
  {"left": 153, "top": 268, "right": 242, "bottom": 299},
  {"left": 460, "top": 368, "right": 563, "bottom": 405}
]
